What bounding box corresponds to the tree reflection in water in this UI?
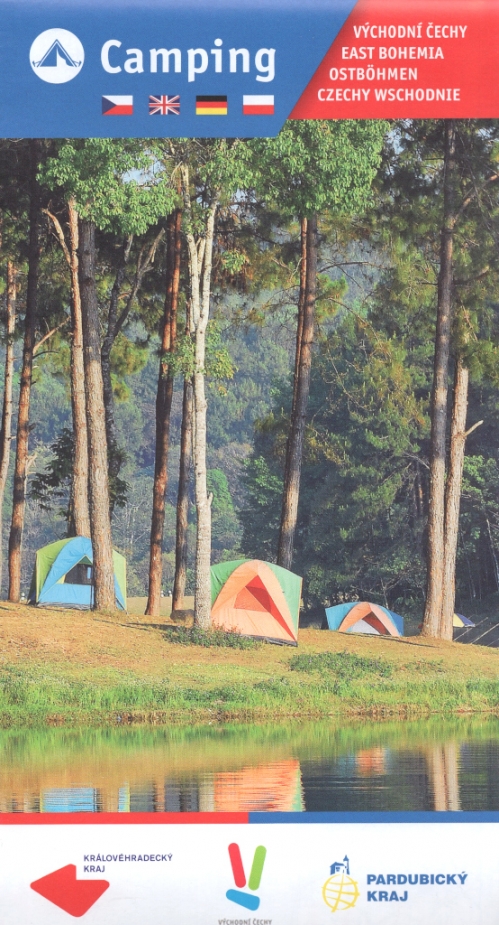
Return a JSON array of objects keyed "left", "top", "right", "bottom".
[{"left": 0, "top": 719, "right": 498, "bottom": 813}]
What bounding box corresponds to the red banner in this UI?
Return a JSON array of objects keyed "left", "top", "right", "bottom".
[{"left": 291, "top": 0, "right": 499, "bottom": 119}]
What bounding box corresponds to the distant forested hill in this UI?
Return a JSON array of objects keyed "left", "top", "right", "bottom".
[{"left": 3, "top": 305, "right": 293, "bottom": 597}]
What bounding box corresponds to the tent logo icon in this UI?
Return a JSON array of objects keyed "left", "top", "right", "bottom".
[{"left": 30, "top": 29, "right": 84, "bottom": 83}]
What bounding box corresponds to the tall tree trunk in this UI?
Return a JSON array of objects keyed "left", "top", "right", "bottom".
[
  {"left": 486, "top": 518, "right": 499, "bottom": 592},
  {"left": 101, "top": 230, "right": 163, "bottom": 494},
  {"left": 8, "top": 140, "right": 41, "bottom": 603},
  {"left": 44, "top": 201, "right": 91, "bottom": 536},
  {"left": 146, "top": 209, "right": 182, "bottom": 617},
  {"left": 181, "top": 164, "right": 217, "bottom": 628},
  {"left": 78, "top": 219, "right": 115, "bottom": 611},
  {"left": 0, "top": 261, "right": 17, "bottom": 593},
  {"left": 280, "top": 217, "right": 307, "bottom": 529},
  {"left": 277, "top": 212, "right": 318, "bottom": 570},
  {"left": 292, "top": 217, "right": 308, "bottom": 412},
  {"left": 101, "top": 236, "right": 132, "bottom": 483},
  {"left": 172, "top": 375, "right": 193, "bottom": 611},
  {"left": 192, "top": 341, "right": 212, "bottom": 629},
  {"left": 67, "top": 201, "right": 91, "bottom": 537},
  {"left": 440, "top": 358, "right": 474, "bottom": 639},
  {"left": 421, "top": 121, "right": 457, "bottom": 637},
  {"left": 191, "top": 205, "right": 216, "bottom": 630}
]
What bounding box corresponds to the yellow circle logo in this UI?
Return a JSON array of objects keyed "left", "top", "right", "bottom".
[{"left": 322, "top": 872, "right": 360, "bottom": 912}]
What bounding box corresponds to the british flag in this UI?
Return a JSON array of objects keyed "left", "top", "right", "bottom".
[{"left": 149, "top": 94, "right": 180, "bottom": 115}]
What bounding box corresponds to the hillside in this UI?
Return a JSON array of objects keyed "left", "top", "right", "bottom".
[{"left": 1, "top": 604, "right": 499, "bottom": 725}]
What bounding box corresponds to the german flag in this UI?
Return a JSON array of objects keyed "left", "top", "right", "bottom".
[{"left": 195, "top": 95, "right": 228, "bottom": 115}]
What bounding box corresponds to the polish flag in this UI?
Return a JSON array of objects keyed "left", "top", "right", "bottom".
[{"left": 242, "top": 95, "right": 274, "bottom": 115}]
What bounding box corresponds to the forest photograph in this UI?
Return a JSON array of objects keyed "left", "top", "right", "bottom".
[
  {"left": 6, "top": 0, "right": 499, "bottom": 915},
  {"left": 0, "top": 119, "right": 499, "bottom": 728}
]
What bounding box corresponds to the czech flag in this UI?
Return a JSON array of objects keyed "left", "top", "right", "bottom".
[
  {"left": 102, "top": 96, "right": 134, "bottom": 116},
  {"left": 243, "top": 95, "right": 274, "bottom": 115}
]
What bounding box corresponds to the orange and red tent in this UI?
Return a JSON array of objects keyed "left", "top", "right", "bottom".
[{"left": 210, "top": 559, "right": 302, "bottom": 645}]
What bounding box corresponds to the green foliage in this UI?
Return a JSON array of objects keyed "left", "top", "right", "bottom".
[
  {"left": 110, "top": 334, "right": 149, "bottom": 402},
  {"left": 241, "top": 308, "right": 429, "bottom": 614},
  {"left": 374, "top": 120, "right": 499, "bottom": 611},
  {"left": 167, "top": 323, "right": 235, "bottom": 381},
  {"left": 207, "top": 468, "right": 241, "bottom": 560},
  {"left": 42, "top": 139, "right": 176, "bottom": 234},
  {"left": 290, "top": 650, "right": 393, "bottom": 679},
  {"left": 457, "top": 454, "right": 499, "bottom": 603},
  {"left": 240, "top": 121, "right": 499, "bottom": 621},
  {"left": 30, "top": 428, "right": 74, "bottom": 522},
  {"left": 206, "top": 306, "right": 291, "bottom": 449},
  {"left": 206, "top": 339, "right": 235, "bottom": 382},
  {"left": 111, "top": 333, "right": 149, "bottom": 379},
  {"left": 164, "top": 626, "right": 260, "bottom": 649},
  {"left": 240, "top": 455, "right": 283, "bottom": 560},
  {"left": 29, "top": 427, "right": 128, "bottom": 523},
  {"left": 249, "top": 120, "right": 388, "bottom": 219},
  {"left": 207, "top": 469, "right": 233, "bottom": 512},
  {"left": 6, "top": 123, "right": 499, "bottom": 620},
  {"left": 219, "top": 250, "right": 249, "bottom": 275}
]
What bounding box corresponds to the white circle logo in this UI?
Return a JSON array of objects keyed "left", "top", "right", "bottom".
[{"left": 30, "top": 29, "right": 84, "bottom": 84}]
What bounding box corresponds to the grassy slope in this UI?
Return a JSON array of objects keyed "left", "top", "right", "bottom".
[{"left": 1, "top": 603, "right": 499, "bottom": 725}]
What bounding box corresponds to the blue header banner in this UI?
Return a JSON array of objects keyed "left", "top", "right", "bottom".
[
  {"left": 0, "top": 0, "right": 356, "bottom": 137},
  {"left": 2, "top": 0, "right": 499, "bottom": 136}
]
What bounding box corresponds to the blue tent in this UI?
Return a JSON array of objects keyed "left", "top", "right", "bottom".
[
  {"left": 453, "top": 613, "right": 475, "bottom": 628},
  {"left": 28, "top": 537, "right": 126, "bottom": 610},
  {"left": 325, "top": 601, "right": 404, "bottom": 636}
]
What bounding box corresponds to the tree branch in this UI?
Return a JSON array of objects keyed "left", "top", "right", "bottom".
[
  {"left": 113, "top": 227, "right": 165, "bottom": 338},
  {"left": 463, "top": 420, "right": 483, "bottom": 438},
  {"left": 43, "top": 209, "right": 70, "bottom": 266},
  {"left": 33, "top": 320, "right": 68, "bottom": 355}
]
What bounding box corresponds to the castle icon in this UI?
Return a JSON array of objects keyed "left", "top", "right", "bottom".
[
  {"left": 323, "top": 855, "right": 360, "bottom": 912},
  {"left": 330, "top": 856, "right": 350, "bottom": 876}
]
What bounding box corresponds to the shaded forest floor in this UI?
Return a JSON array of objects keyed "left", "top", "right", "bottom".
[{"left": 0, "top": 603, "right": 499, "bottom": 725}]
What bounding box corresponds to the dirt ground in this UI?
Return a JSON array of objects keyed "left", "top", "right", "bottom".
[{"left": 0, "top": 602, "right": 498, "bottom": 688}]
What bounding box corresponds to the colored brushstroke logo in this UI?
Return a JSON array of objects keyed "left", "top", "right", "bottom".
[
  {"left": 226, "top": 843, "right": 266, "bottom": 912},
  {"left": 322, "top": 856, "right": 360, "bottom": 912}
]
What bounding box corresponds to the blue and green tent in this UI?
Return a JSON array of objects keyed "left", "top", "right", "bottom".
[
  {"left": 325, "top": 601, "right": 404, "bottom": 636},
  {"left": 28, "top": 537, "right": 126, "bottom": 610}
]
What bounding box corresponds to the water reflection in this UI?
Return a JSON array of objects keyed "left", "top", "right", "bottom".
[
  {"left": 0, "top": 719, "right": 499, "bottom": 813},
  {"left": 426, "top": 743, "right": 461, "bottom": 811}
]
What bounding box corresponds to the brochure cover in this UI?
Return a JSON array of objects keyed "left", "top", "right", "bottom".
[{"left": 0, "top": 0, "right": 498, "bottom": 922}]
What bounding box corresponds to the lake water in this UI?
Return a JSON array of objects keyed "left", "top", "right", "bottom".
[{"left": 1, "top": 718, "right": 499, "bottom": 813}]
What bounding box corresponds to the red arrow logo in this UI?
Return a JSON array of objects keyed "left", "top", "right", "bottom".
[{"left": 30, "top": 864, "right": 110, "bottom": 917}]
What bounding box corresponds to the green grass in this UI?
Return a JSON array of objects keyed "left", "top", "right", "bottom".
[
  {"left": 2, "top": 602, "right": 499, "bottom": 726},
  {"left": 2, "top": 657, "right": 499, "bottom": 726},
  {"left": 163, "top": 626, "right": 261, "bottom": 649},
  {"left": 290, "top": 650, "right": 394, "bottom": 678}
]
